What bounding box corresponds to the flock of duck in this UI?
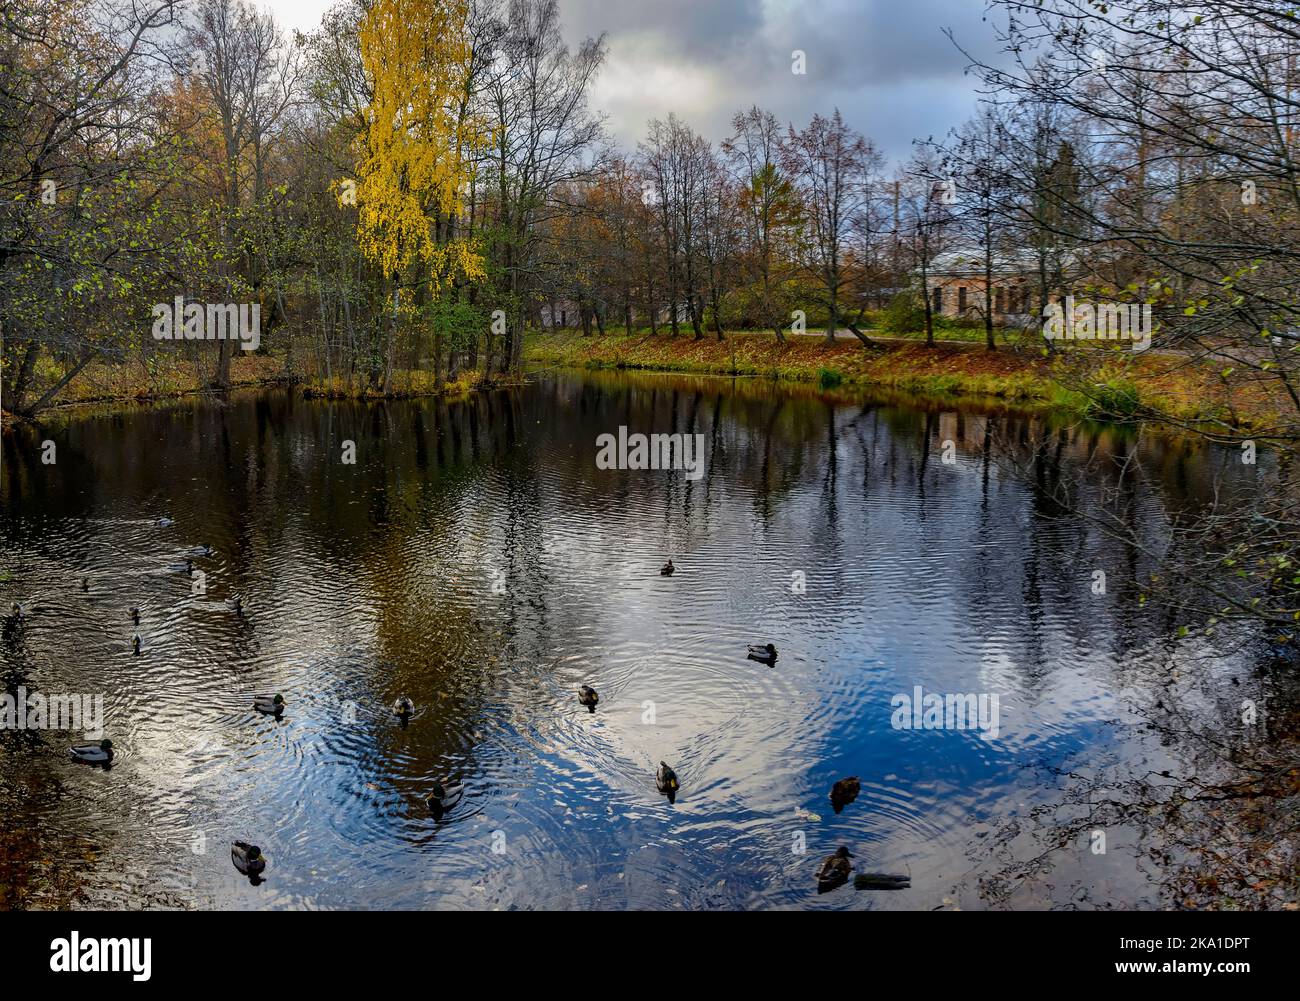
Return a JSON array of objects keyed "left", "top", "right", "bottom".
[{"left": 4, "top": 538, "right": 905, "bottom": 897}]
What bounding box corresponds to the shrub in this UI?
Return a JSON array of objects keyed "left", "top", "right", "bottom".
[
  {"left": 880, "top": 291, "right": 926, "bottom": 335},
  {"left": 1085, "top": 378, "right": 1141, "bottom": 419}
]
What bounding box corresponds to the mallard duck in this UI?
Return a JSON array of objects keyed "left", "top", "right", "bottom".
[
  {"left": 830, "top": 776, "right": 861, "bottom": 813},
  {"left": 656, "top": 761, "right": 680, "bottom": 800},
  {"left": 660, "top": 560, "right": 675, "bottom": 576},
  {"left": 129, "top": 607, "right": 140, "bottom": 625},
  {"left": 191, "top": 545, "right": 214, "bottom": 558},
  {"left": 231, "top": 841, "right": 266, "bottom": 876},
  {"left": 254, "top": 694, "right": 285, "bottom": 715},
  {"left": 816, "top": 846, "right": 853, "bottom": 891},
  {"left": 393, "top": 696, "right": 415, "bottom": 719},
  {"left": 578, "top": 685, "right": 599, "bottom": 711},
  {"left": 132, "top": 634, "right": 141, "bottom": 656},
  {"left": 70, "top": 739, "right": 114, "bottom": 765},
  {"left": 747, "top": 642, "right": 778, "bottom": 664},
  {"left": 427, "top": 781, "right": 464, "bottom": 817}
]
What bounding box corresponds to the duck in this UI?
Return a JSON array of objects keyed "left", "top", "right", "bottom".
[
  {"left": 427, "top": 780, "right": 464, "bottom": 817},
  {"left": 747, "top": 642, "right": 778, "bottom": 665},
  {"left": 156, "top": 517, "right": 175, "bottom": 528},
  {"left": 231, "top": 841, "right": 266, "bottom": 876},
  {"left": 392, "top": 696, "right": 415, "bottom": 719},
  {"left": 132, "top": 634, "right": 142, "bottom": 656},
  {"left": 230, "top": 596, "right": 243, "bottom": 617},
  {"left": 80, "top": 577, "right": 89, "bottom": 592},
  {"left": 254, "top": 694, "right": 285, "bottom": 715},
  {"left": 578, "top": 685, "right": 599, "bottom": 711},
  {"left": 129, "top": 607, "right": 140, "bottom": 625},
  {"left": 191, "top": 545, "right": 214, "bottom": 558},
  {"left": 656, "top": 761, "right": 680, "bottom": 802},
  {"left": 660, "top": 560, "right": 675, "bottom": 576},
  {"left": 10, "top": 602, "right": 23, "bottom": 622},
  {"left": 830, "top": 776, "right": 861, "bottom": 813},
  {"left": 816, "top": 846, "right": 853, "bottom": 892},
  {"left": 70, "top": 739, "right": 114, "bottom": 765}
]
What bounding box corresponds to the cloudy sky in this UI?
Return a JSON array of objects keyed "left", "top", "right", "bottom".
[{"left": 266, "top": 0, "right": 1009, "bottom": 165}]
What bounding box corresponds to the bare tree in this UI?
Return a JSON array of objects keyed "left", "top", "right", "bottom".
[
  {"left": 783, "top": 109, "right": 880, "bottom": 345},
  {"left": 481, "top": 0, "right": 606, "bottom": 371}
]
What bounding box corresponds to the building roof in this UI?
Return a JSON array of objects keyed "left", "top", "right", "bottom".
[{"left": 926, "top": 244, "right": 1087, "bottom": 278}]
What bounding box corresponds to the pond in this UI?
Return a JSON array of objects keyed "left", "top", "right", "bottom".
[{"left": 0, "top": 370, "right": 1286, "bottom": 909}]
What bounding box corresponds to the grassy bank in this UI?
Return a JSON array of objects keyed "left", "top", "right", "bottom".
[
  {"left": 1, "top": 353, "right": 507, "bottom": 423},
  {"left": 524, "top": 329, "right": 1284, "bottom": 429},
  {"left": 1, "top": 329, "right": 1283, "bottom": 430}
]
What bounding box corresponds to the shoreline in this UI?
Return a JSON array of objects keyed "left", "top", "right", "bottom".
[
  {"left": 0, "top": 357, "right": 521, "bottom": 426},
  {"left": 1, "top": 329, "right": 1283, "bottom": 431},
  {"left": 523, "top": 329, "right": 1283, "bottom": 429}
]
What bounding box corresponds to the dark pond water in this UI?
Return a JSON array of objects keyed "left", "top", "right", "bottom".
[{"left": 0, "top": 370, "right": 1283, "bottom": 909}]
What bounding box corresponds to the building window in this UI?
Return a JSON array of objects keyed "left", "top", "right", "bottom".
[
  {"left": 958, "top": 287, "right": 967, "bottom": 313},
  {"left": 932, "top": 287, "right": 942, "bottom": 314}
]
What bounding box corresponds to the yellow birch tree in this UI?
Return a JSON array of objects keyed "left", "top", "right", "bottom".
[{"left": 356, "top": 0, "right": 487, "bottom": 290}]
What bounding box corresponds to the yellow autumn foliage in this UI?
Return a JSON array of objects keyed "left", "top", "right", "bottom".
[{"left": 356, "top": 0, "right": 489, "bottom": 291}]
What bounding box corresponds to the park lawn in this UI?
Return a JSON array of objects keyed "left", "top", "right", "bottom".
[{"left": 524, "top": 328, "right": 1289, "bottom": 430}]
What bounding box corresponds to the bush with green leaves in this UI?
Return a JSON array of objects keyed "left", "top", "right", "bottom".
[{"left": 880, "top": 291, "right": 926, "bottom": 335}]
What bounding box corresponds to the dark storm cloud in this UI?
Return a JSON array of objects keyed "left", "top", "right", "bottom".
[{"left": 559, "top": 0, "right": 1010, "bottom": 164}]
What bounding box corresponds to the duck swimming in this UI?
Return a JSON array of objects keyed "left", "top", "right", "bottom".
[
  {"left": 10, "top": 602, "right": 22, "bottom": 622},
  {"left": 427, "top": 781, "right": 464, "bottom": 818},
  {"left": 230, "top": 596, "right": 243, "bottom": 617},
  {"left": 660, "top": 560, "right": 675, "bottom": 576},
  {"left": 578, "top": 685, "right": 599, "bottom": 711},
  {"left": 132, "top": 634, "right": 141, "bottom": 656},
  {"left": 191, "top": 545, "right": 214, "bottom": 558},
  {"left": 747, "top": 643, "right": 778, "bottom": 665},
  {"left": 156, "top": 517, "right": 174, "bottom": 528},
  {"left": 830, "top": 776, "right": 861, "bottom": 813},
  {"left": 656, "top": 761, "right": 680, "bottom": 802},
  {"left": 70, "top": 739, "right": 114, "bottom": 765},
  {"left": 392, "top": 696, "right": 414, "bottom": 719},
  {"left": 231, "top": 841, "right": 266, "bottom": 877},
  {"left": 254, "top": 694, "right": 285, "bottom": 716},
  {"left": 816, "top": 846, "right": 853, "bottom": 892},
  {"left": 129, "top": 607, "right": 140, "bottom": 625}
]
